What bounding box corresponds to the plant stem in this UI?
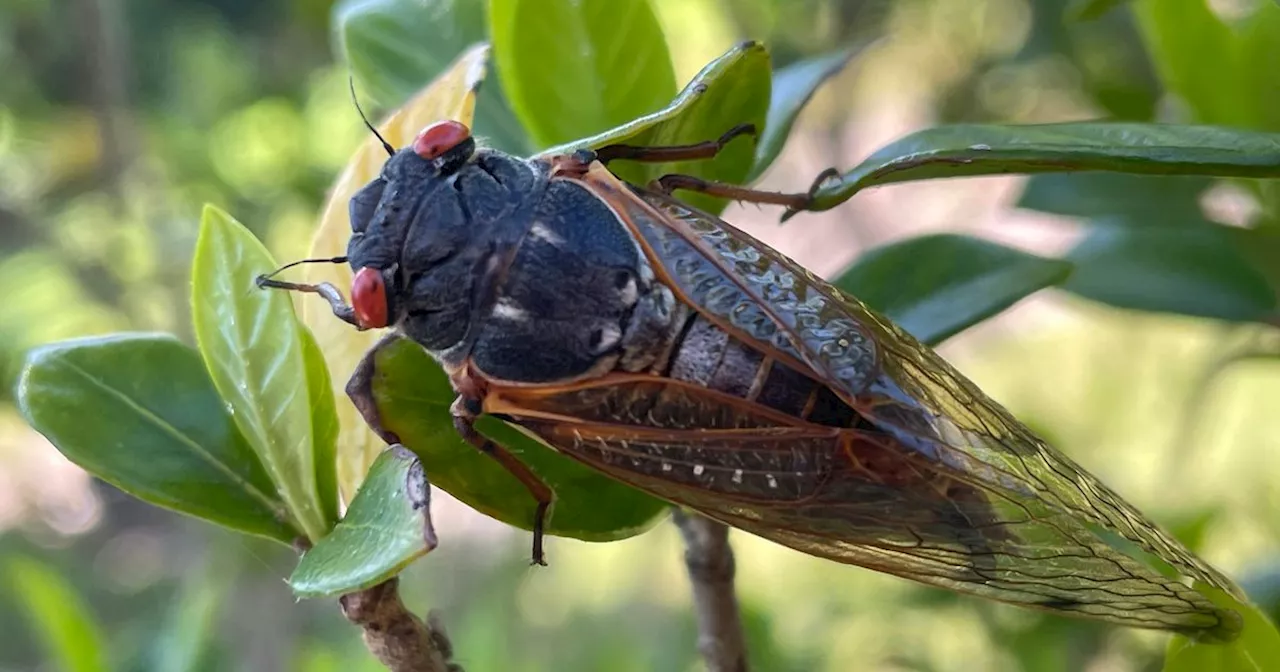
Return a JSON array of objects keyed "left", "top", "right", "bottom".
[
  {"left": 340, "top": 578, "right": 459, "bottom": 672},
  {"left": 674, "top": 509, "right": 749, "bottom": 672}
]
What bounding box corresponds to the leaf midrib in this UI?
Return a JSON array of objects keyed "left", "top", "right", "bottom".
[{"left": 53, "top": 356, "right": 290, "bottom": 524}]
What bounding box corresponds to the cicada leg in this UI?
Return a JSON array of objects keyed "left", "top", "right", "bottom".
[
  {"left": 651, "top": 167, "right": 842, "bottom": 221},
  {"left": 450, "top": 400, "right": 554, "bottom": 567},
  {"left": 592, "top": 123, "right": 757, "bottom": 164},
  {"left": 347, "top": 336, "right": 556, "bottom": 566}
]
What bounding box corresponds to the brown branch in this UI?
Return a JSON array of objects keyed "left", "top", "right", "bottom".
[
  {"left": 673, "top": 509, "right": 749, "bottom": 672},
  {"left": 339, "top": 578, "right": 461, "bottom": 672}
]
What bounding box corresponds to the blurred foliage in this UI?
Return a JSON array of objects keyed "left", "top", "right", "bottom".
[{"left": 3, "top": 0, "right": 1280, "bottom": 671}]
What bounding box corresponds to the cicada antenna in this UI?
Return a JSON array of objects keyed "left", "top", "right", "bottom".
[
  {"left": 254, "top": 256, "right": 360, "bottom": 328},
  {"left": 349, "top": 75, "right": 395, "bottom": 157},
  {"left": 256, "top": 256, "right": 349, "bottom": 284}
]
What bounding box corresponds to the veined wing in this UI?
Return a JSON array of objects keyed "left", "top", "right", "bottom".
[
  {"left": 572, "top": 170, "right": 1242, "bottom": 637},
  {"left": 509, "top": 417, "right": 1238, "bottom": 636}
]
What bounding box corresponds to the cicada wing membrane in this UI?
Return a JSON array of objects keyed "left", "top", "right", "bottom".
[{"left": 550, "top": 164, "right": 1242, "bottom": 638}]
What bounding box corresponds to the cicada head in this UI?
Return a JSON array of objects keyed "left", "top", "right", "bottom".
[{"left": 343, "top": 120, "right": 546, "bottom": 358}]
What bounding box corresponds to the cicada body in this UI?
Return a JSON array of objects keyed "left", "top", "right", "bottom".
[{"left": 286, "top": 120, "right": 1243, "bottom": 640}]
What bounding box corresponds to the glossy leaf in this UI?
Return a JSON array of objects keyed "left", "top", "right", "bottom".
[
  {"left": 301, "top": 324, "right": 341, "bottom": 528},
  {"left": 191, "top": 205, "right": 328, "bottom": 541},
  {"left": 1063, "top": 224, "right": 1277, "bottom": 321},
  {"left": 336, "top": 0, "right": 529, "bottom": 153},
  {"left": 291, "top": 447, "right": 435, "bottom": 597},
  {"left": 15, "top": 333, "right": 295, "bottom": 542},
  {"left": 835, "top": 234, "right": 1073, "bottom": 346},
  {"left": 1017, "top": 172, "right": 1211, "bottom": 224},
  {"left": 369, "top": 337, "right": 668, "bottom": 541},
  {"left": 302, "top": 45, "right": 483, "bottom": 502},
  {"left": 542, "top": 41, "right": 772, "bottom": 214},
  {"left": 809, "top": 123, "right": 1280, "bottom": 211},
  {"left": 8, "top": 557, "right": 108, "bottom": 672},
  {"left": 749, "top": 46, "right": 859, "bottom": 182},
  {"left": 489, "top": 0, "right": 676, "bottom": 148},
  {"left": 1164, "top": 586, "right": 1280, "bottom": 672}
]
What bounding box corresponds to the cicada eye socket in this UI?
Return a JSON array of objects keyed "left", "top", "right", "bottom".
[
  {"left": 413, "top": 120, "right": 472, "bottom": 161},
  {"left": 351, "top": 266, "right": 390, "bottom": 329}
]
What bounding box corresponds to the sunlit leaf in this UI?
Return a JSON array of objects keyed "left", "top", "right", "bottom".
[
  {"left": 290, "top": 447, "right": 435, "bottom": 597},
  {"left": 750, "top": 46, "right": 860, "bottom": 182},
  {"left": 301, "top": 324, "right": 341, "bottom": 527},
  {"left": 542, "top": 41, "right": 772, "bottom": 214},
  {"left": 1238, "top": 3, "right": 1280, "bottom": 133},
  {"left": 1133, "top": 0, "right": 1251, "bottom": 127},
  {"left": 191, "top": 205, "right": 328, "bottom": 541},
  {"left": 8, "top": 557, "right": 108, "bottom": 672},
  {"left": 489, "top": 0, "right": 676, "bottom": 148},
  {"left": 302, "top": 44, "right": 484, "bottom": 502},
  {"left": 809, "top": 123, "right": 1280, "bottom": 211},
  {"left": 369, "top": 337, "right": 667, "bottom": 540},
  {"left": 1063, "top": 224, "right": 1277, "bottom": 321},
  {"left": 16, "top": 333, "right": 296, "bottom": 542},
  {"left": 336, "top": 0, "right": 529, "bottom": 153},
  {"left": 1164, "top": 586, "right": 1280, "bottom": 672},
  {"left": 835, "top": 234, "right": 1073, "bottom": 345}
]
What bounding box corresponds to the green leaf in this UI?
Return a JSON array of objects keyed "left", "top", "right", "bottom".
[
  {"left": 542, "top": 41, "right": 772, "bottom": 214},
  {"left": 1017, "top": 172, "right": 1211, "bottom": 223},
  {"left": 8, "top": 557, "right": 108, "bottom": 672},
  {"left": 301, "top": 324, "right": 341, "bottom": 530},
  {"left": 834, "top": 234, "right": 1073, "bottom": 346},
  {"left": 190, "top": 205, "right": 328, "bottom": 542},
  {"left": 16, "top": 333, "right": 296, "bottom": 541},
  {"left": 809, "top": 123, "right": 1280, "bottom": 211},
  {"left": 369, "top": 337, "right": 668, "bottom": 541},
  {"left": 1133, "top": 0, "right": 1252, "bottom": 128},
  {"left": 1239, "top": 3, "right": 1280, "bottom": 133},
  {"left": 749, "top": 46, "right": 860, "bottom": 182},
  {"left": 489, "top": 0, "right": 676, "bottom": 149},
  {"left": 1164, "top": 586, "right": 1280, "bottom": 671},
  {"left": 336, "top": 0, "right": 530, "bottom": 154},
  {"left": 290, "top": 447, "right": 435, "bottom": 597},
  {"left": 1063, "top": 224, "right": 1278, "bottom": 321}
]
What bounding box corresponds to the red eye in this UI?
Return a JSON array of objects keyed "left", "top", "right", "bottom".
[
  {"left": 351, "top": 267, "right": 389, "bottom": 329},
  {"left": 412, "top": 120, "right": 471, "bottom": 160}
]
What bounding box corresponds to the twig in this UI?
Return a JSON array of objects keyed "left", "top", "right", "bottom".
[
  {"left": 673, "top": 509, "right": 749, "bottom": 672},
  {"left": 339, "top": 578, "right": 461, "bottom": 672}
]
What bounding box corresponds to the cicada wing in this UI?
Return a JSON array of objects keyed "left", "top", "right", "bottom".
[
  {"left": 579, "top": 180, "right": 1242, "bottom": 635},
  {"left": 511, "top": 418, "right": 1238, "bottom": 636}
]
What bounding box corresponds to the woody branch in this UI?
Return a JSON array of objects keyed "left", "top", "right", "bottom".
[{"left": 674, "top": 509, "right": 750, "bottom": 672}]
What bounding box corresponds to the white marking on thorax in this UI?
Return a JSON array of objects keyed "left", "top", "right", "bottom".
[
  {"left": 492, "top": 297, "right": 529, "bottom": 321},
  {"left": 529, "top": 221, "right": 565, "bottom": 246}
]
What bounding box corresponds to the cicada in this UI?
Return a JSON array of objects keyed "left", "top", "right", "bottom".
[{"left": 261, "top": 119, "right": 1243, "bottom": 640}]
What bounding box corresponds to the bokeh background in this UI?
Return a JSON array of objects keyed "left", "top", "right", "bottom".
[{"left": 3, "top": 0, "right": 1279, "bottom": 670}]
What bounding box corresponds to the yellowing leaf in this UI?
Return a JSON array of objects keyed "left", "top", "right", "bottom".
[{"left": 303, "top": 43, "right": 487, "bottom": 503}]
